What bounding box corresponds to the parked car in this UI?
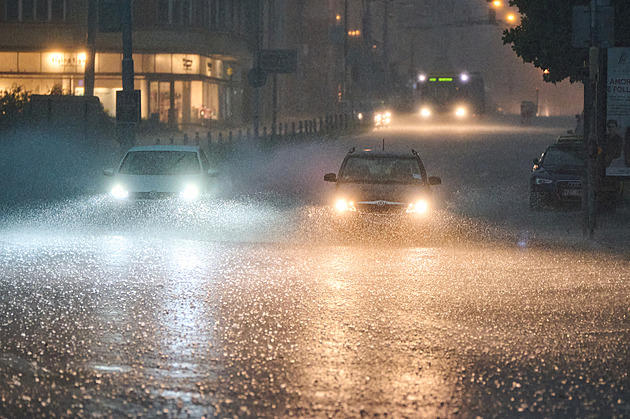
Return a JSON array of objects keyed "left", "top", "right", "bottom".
[
  {"left": 530, "top": 140, "right": 622, "bottom": 211},
  {"left": 103, "top": 145, "right": 217, "bottom": 201},
  {"left": 324, "top": 148, "right": 441, "bottom": 224}
]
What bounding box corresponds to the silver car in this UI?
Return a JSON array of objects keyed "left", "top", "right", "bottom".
[{"left": 104, "top": 145, "right": 217, "bottom": 201}]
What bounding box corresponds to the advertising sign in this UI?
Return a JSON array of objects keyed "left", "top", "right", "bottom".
[
  {"left": 259, "top": 50, "right": 297, "bottom": 74},
  {"left": 606, "top": 48, "right": 630, "bottom": 176}
]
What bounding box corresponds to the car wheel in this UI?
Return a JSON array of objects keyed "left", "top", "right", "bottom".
[{"left": 529, "top": 191, "right": 545, "bottom": 211}]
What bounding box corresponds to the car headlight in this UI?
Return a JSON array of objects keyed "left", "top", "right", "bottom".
[
  {"left": 420, "top": 107, "right": 432, "bottom": 117},
  {"left": 407, "top": 199, "right": 429, "bottom": 214},
  {"left": 179, "top": 184, "right": 200, "bottom": 200},
  {"left": 111, "top": 184, "right": 129, "bottom": 199},
  {"left": 374, "top": 114, "right": 382, "bottom": 122},
  {"left": 335, "top": 199, "right": 356, "bottom": 213},
  {"left": 534, "top": 178, "right": 553, "bottom": 185},
  {"left": 455, "top": 106, "right": 467, "bottom": 117}
]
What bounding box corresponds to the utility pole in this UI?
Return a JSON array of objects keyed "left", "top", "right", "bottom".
[
  {"left": 343, "top": 0, "right": 349, "bottom": 102},
  {"left": 253, "top": 0, "right": 262, "bottom": 140},
  {"left": 584, "top": 0, "right": 599, "bottom": 236},
  {"left": 116, "top": 0, "right": 136, "bottom": 148},
  {"left": 382, "top": 0, "right": 390, "bottom": 95},
  {"left": 85, "top": 0, "right": 97, "bottom": 97}
]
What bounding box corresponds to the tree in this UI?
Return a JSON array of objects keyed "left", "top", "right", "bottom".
[
  {"left": 0, "top": 86, "right": 30, "bottom": 126},
  {"left": 502, "top": 0, "right": 630, "bottom": 84}
]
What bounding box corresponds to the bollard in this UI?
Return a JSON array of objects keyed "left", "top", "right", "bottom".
[
  {"left": 229, "top": 131, "right": 233, "bottom": 143},
  {"left": 155, "top": 137, "right": 160, "bottom": 145},
  {"left": 218, "top": 132, "right": 223, "bottom": 144},
  {"left": 299, "top": 121, "right": 303, "bottom": 134},
  {"left": 183, "top": 133, "right": 188, "bottom": 145},
  {"left": 207, "top": 132, "right": 212, "bottom": 148},
  {"left": 195, "top": 132, "right": 200, "bottom": 146},
  {"left": 284, "top": 123, "right": 288, "bottom": 137}
]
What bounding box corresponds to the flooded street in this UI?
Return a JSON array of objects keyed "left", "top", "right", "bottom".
[{"left": 1, "top": 117, "right": 629, "bottom": 418}]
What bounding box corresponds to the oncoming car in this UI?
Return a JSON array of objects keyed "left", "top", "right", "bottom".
[
  {"left": 324, "top": 149, "right": 441, "bottom": 224},
  {"left": 104, "top": 145, "right": 217, "bottom": 201},
  {"left": 374, "top": 109, "right": 392, "bottom": 128}
]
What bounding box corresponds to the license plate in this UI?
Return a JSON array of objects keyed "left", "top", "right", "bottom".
[{"left": 562, "top": 189, "right": 581, "bottom": 197}]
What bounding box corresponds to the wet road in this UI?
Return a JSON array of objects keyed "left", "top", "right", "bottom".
[{"left": 1, "top": 116, "right": 629, "bottom": 418}]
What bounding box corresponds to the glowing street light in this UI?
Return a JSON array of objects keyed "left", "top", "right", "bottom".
[
  {"left": 506, "top": 13, "right": 516, "bottom": 22},
  {"left": 493, "top": 0, "right": 501, "bottom": 7}
]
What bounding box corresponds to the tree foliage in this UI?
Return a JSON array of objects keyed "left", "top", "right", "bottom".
[
  {"left": 0, "top": 86, "right": 30, "bottom": 125},
  {"left": 503, "top": 0, "right": 630, "bottom": 84}
]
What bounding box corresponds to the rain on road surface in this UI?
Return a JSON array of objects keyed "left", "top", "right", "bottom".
[{"left": 1, "top": 116, "right": 629, "bottom": 418}]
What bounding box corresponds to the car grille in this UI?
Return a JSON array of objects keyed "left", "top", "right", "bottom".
[
  {"left": 129, "top": 191, "right": 177, "bottom": 200},
  {"left": 556, "top": 180, "right": 582, "bottom": 200},
  {"left": 356, "top": 201, "right": 406, "bottom": 214}
]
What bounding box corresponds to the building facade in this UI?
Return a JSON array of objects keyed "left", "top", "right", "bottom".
[{"left": 0, "top": 0, "right": 251, "bottom": 128}]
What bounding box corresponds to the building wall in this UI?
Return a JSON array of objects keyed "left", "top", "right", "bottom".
[{"left": 0, "top": 0, "right": 252, "bottom": 127}]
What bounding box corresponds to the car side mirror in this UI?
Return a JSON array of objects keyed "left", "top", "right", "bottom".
[
  {"left": 324, "top": 173, "right": 337, "bottom": 182},
  {"left": 207, "top": 169, "right": 219, "bottom": 178},
  {"left": 428, "top": 176, "right": 441, "bottom": 185},
  {"left": 103, "top": 168, "right": 115, "bottom": 177}
]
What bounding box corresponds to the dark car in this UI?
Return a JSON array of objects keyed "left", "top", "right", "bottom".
[
  {"left": 324, "top": 149, "right": 441, "bottom": 222},
  {"left": 529, "top": 141, "right": 622, "bottom": 211}
]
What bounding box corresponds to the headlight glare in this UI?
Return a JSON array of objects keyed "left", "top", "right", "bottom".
[
  {"left": 180, "top": 184, "right": 200, "bottom": 200},
  {"left": 335, "top": 199, "right": 356, "bottom": 212},
  {"left": 420, "top": 107, "right": 432, "bottom": 117},
  {"left": 407, "top": 199, "right": 429, "bottom": 214},
  {"left": 111, "top": 185, "right": 129, "bottom": 199},
  {"left": 455, "top": 106, "right": 467, "bottom": 117}
]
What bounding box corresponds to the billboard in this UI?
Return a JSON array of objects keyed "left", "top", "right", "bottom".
[{"left": 606, "top": 48, "right": 630, "bottom": 176}]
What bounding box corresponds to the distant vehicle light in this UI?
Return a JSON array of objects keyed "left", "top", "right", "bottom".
[
  {"left": 357, "top": 113, "right": 363, "bottom": 120},
  {"left": 374, "top": 114, "right": 382, "bottom": 122},
  {"left": 418, "top": 74, "right": 427, "bottom": 82},
  {"left": 179, "top": 184, "right": 200, "bottom": 200},
  {"left": 335, "top": 199, "right": 356, "bottom": 212},
  {"left": 455, "top": 106, "right": 467, "bottom": 117},
  {"left": 460, "top": 73, "right": 469, "bottom": 82},
  {"left": 420, "top": 107, "right": 432, "bottom": 118},
  {"left": 111, "top": 184, "right": 129, "bottom": 199}
]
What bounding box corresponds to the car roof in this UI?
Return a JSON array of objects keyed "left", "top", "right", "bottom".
[
  {"left": 347, "top": 150, "right": 419, "bottom": 159},
  {"left": 555, "top": 135, "right": 583, "bottom": 145},
  {"left": 125, "top": 145, "right": 202, "bottom": 153}
]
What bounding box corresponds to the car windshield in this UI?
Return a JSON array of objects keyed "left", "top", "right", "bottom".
[
  {"left": 340, "top": 156, "right": 423, "bottom": 183},
  {"left": 119, "top": 151, "right": 201, "bottom": 175},
  {"left": 542, "top": 147, "right": 584, "bottom": 167}
]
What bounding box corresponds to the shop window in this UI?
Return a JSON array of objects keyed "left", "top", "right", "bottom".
[
  {"left": 0, "top": 53, "right": 18, "bottom": 72},
  {"left": 97, "top": 53, "right": 122, "bottom": 73}
]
